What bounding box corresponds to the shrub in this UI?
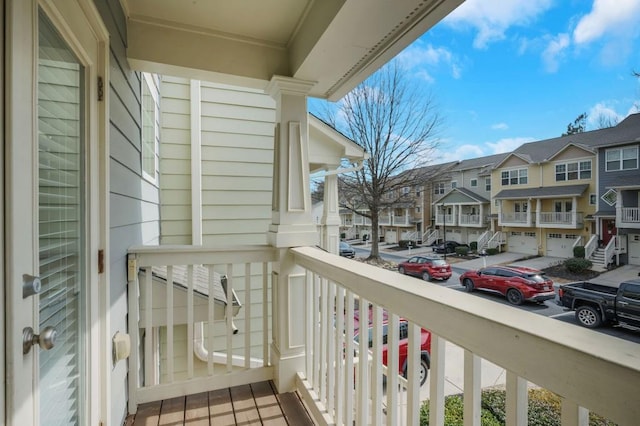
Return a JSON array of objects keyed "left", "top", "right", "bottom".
[
  {"left": 486, "top": 248, "right": 499, "bottom": 255},
  {"left": 470, "top": 241, "right": 478, "bottom": 251},
  {"left": 455, "top": 246, "right": 469, "bottom": 256},
  {"left": 564, "top": 257, "right": 593, "bottom": 273},
  {"left": 573, "top": 245, "right": 585, "bottom": 258},
  {"left": 420, "top": 388, "right": 616, "bottom": 426},
  {"left": 398, "top": 240, "right": 415, "bottom": 249}
]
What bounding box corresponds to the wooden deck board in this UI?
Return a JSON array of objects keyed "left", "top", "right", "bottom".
[
  {"left": 125, "top": 381, "right": 314, "bottom": 425},
  {"left": 250, "top": 381, "right": 287, "bottom": 426},
  {"left": 185, "top": 392, "right": 210, "bottom": 425},
  {"left": 230, "top": 384, "right": 261, "bottom": 425}
]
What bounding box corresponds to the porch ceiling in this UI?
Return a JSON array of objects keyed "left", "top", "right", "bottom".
[{"left": 122, "top": 0, "right": 464, "bottom": 100}]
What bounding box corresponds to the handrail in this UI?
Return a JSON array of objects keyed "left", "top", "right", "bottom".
[
  {"left": 584, "top": 235, "right": 598, "bottom": 260},
  {"left": 604, "top": 236, "right": 618, "bottom": 267},
  {"left": 126, "top": 245, "right": 277, "bottom": 413},
  {"left": 477, "top": 230, "right": 491, "bottom": 250},
  {"left": 291, "top": 245, "right": 640, "bottom": 426}
]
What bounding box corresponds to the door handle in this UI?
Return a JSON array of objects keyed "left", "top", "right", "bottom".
[{"left": 23, "top": 326, "right": 57, "bottom": 354}]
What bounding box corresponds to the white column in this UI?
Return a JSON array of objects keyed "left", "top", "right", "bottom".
[
  {"left": 572, "top": 196, "right": 577, "bottom": 227},
  {"left": 322, "top": 172, "right": 341, "bottom": 254},
  {"left": 266, "top": 76, "right": 317, "bottom": 392},
  {"left": 190, "top": 80, "right": 202, "bottom": 245},
  {"left": 534, "top": 198, "right": 541, "bottom": 227}
]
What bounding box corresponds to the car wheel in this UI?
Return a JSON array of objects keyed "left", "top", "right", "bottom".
[
  {"left": 506, "top": 288, "right": 524, "bottom": 305},
  {"left": 399, "top": 266, "right": 405, "bottom": 275},
  {"left": 463, "top": 278, "right": 474, "bottom": 292},
  {"left": 422, "top": 271, "right": 431, "bottom": 281},
  {"left": 575, "top": 305, "right": 602, "bottom": 328},
  {"left": 402, "top": 358, "right": 429, "bottom": 387}
]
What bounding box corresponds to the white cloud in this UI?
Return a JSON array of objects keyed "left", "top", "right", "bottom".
[
  {"left": 486, "top": 137, "right": 534, "bottom": 154},
  {"left": 397, "top": 42, "right": 461, "bottom": 81},
  {"left": 435, "top": 144, "right": 485, "bottom": 163},
  {"left": 491, "top": 123, "right": 509, "bottom": 130},
  {"left": 587, "top": 103, "right": 624, "bottom": 128},
  {"left": 541, "top": 33, "right": 570, "bottom": 73},
  {"left": 573, "top": 0, "right": 640, "bottom": 45},
  {"left": 445, "top": 0, "right": 553, "bottom": 48}
]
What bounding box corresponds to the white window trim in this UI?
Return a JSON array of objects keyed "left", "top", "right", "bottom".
[
  {"left": 470, "top": 178, "right": 478, "bottom": 187},
  {"left": 500, "top": 167, "right": 528, "bottom": 186},
  {"left": 555, "top": 159, "right": 592, "bottom": 181},
  {"left": 605, "top": 146, "right": 639, "bottom": 172},
  {"left": 141, "top": 72, "right": 159, "bottom": 183}
]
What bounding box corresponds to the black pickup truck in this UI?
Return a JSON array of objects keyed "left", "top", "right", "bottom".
[{"left": 558, "top": 280, "right": 640, "bottom": 330}]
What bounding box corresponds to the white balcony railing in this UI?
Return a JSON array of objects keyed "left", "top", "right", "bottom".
[
  {"left": 379, "top": 215, "right": 391, "bottom": 226},
  {"left": 621, "top": 207, "right": 640, "bottom": 223},
  {"left": 459, "top": 214, "right": 481, "bottom": 225},
  {"left": 393, "top": 215, "right": 408, "bottom": 225},
  {"left": 291, "top": 246, "right": 640, "bottom": 425},
  {"left": 126, "top": 245, "right": 277, "bottom": 413},
  {"left": 435, "top": 214, "right": 456, "bottom": 225},
  {"left": 500, "top": 212, "right": 529, "bottom": 223},
  {"left": 126, "top": 244, "right": 640, "bottom": 425},
  {"left": 538, "top": 211, "right": 583, "bottom": 227}
]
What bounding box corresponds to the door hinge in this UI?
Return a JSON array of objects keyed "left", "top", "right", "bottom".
[
  {"left": 98, "top": 76, "right": 104, "bottom": 101},
  {"left": 98, "top": 249, "right": 105, "bottom": 274}
]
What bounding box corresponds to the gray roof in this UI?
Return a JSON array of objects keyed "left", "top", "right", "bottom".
[
  {"left": 603, "top": 175, "right": 640, "bottom": 189},
  {"left": 503, "top": 113, "right": 640, "bottom": 164},
  {"left": 450, "top": 152, "right": 510, "bottom": 172},
  {"left": 494, "top": 184, "right": 589, "bottom": 200},
  {"left": 436, "top": 187, "right": 490, "bottom": 204}
]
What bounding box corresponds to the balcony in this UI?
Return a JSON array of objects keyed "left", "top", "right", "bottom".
[
  {"left": 434, "top": 214, "right": 457, "bottom": 226},
  {"left": 499, "top": 212, "right": 534, "bottom": 227},
  {"left": 127, "top": 245, "right": 640, "bottom": 425},
  {"left": 619, "top": 207, "right": 640, "bottom": 229},
  {"left": 393, "top": 215, "right": 409, "bottom": 226},
  {"left": 379, "top": 215, "right": 391, "bottom": 226},
  {"left": 537, "top": 211, "right": 584, "bottom": 229}
]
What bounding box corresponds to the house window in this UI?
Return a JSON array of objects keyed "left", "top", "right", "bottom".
[
  {"left": 514, "top": 201, "right": 528, "bottom": 213},
  {"left": 589, "top": 194, "right": 596, "bottom": 205},
  {"left": 142, "top": 73, "right": 158, "bottom": 183},
  {"left": 601, "top": 189, "right": 617, "bottom": 206},
  {"left": 434, "top": 183, "right": 445, "bottom": 195},
  {"left": 485, "top": 178, "right": 491, "bottom": 191},
  {"left": 470, "top": 178, "right": 478, "bottom": 187},
  {"left": 416, "top": 206, "right": 421, "bottom": 213},
  {"left": 501, "top": 168, "right": 527, "bottom": 186},
  {"left": 606, "top": 146, "right": 638, "bottom": 171},
  {"left": 554, "top": 200, "right": 573, "bottom": 212},
  {"left": 451, "top": 181, "right": 457, "bottom": 189},
  {"left": 402, "top": 186, "right": 410, "bottom": 195},
  {"left": 555, "top": 160, "right": 591, "bottom": 181}
]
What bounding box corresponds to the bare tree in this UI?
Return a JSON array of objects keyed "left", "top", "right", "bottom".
[{"left": 320, "top": 61, "right": 442, "bottom": 261}]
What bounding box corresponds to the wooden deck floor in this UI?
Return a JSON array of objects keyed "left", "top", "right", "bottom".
[{"left": 125, "top": 381, "right": 315, "bottom": 425}]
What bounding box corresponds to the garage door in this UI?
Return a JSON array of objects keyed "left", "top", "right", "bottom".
[
  {"left": 507, "top": 231, "right": 537, "bottom": 255},
  {"left": 546, "top": 233, "right": 576, "bottom": 258},
  {"left": 385, "top": 230, "right": 397, "bottom": 244},
  {"left": 468, "top": 230, "right": 480, "bottom": 245},
  {"left": 629, "top": 234, "right": 640, "bottom": 265}
]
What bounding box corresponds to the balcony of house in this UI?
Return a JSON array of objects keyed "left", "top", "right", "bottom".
[
  {"left": 434, "top": 214, "right": 457, "bottom": 226},
  {"left": 499, "top": 212, "right": 535, "bottom": 227},
  {"left": 537, "top": 211, "right": 584, "bottom": 229},
  {"left": 379, "top": 214, "right": 392, "bottom": 226},
  {"left": 619, "top": 207, "right": 640, "bottom": 229},
  {"left": 125, "top": 244, "right": 640, "bottom": 426}
]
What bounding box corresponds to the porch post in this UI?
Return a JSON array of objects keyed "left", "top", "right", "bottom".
[
  {"left": 266, "top": 76, "right": 317, "bottom": 392},
  {"left": 534, "top": 198, "right": 540, "bottom": 227},
  {"left": 572, "top": 196, "right": 577, "bottom": 227},
  {"left": 322, "top": 172, "right": 341, "bottom": 254}
]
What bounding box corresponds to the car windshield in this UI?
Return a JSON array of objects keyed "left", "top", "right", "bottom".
[
  {"left": 340, "top": 242, "right": 350, "bottom": 249},
  {"left": 525, "top": 273, "right": 547, "bottom": 283}
]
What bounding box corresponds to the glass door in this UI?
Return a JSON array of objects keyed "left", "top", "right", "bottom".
[{"left": 37, "top": 10, "right": 86, "bottom": 425}]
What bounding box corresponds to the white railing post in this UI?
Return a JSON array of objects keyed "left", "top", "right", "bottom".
[
  {"left": 464, "top": 350, "right": 482, "bottom": 426},
  {"left": 429, "top": 335, "right": 446, "bottom": 426},
  {"left": 506, "top": 371, "right": 528, "bottom": 426},
  {"left": 127, "top": 254, "right": 139, "bottom": 414},
  {"left": 561, "top": 398, "right": 589, "bottom": 426}
]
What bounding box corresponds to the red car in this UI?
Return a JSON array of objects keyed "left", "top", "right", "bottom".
[
  {"left": 353, "top": 310, "right": 431, "bottom": 386},
  {"left": 398, "top": 255, "right": 452, "bottom": 281},
  {"left": 459, "top": 265, "right": 555, "bottom": 305}
]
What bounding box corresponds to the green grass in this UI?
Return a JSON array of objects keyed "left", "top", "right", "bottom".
[{"left": 420, "top": 388, "right": 617, "bottom": 426}]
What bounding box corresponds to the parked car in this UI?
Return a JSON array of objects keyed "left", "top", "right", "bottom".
[
  {"left": 459, "top": 265, "right": 555, "bottom": 305},
  {"left": 557, "top": 280, "right": 640, "bottom": 329},
  {"left": 432, "top": 240, "right": 469, "bottom": 254},
  {"left": 353, "top": 310, "right": 431, "bottom": 386},
  {"left": 398, "top": 256, "right": 452, "bottom": 281},
  {"left": 339, "top": 241, "right": 356, "bottom": 258}
]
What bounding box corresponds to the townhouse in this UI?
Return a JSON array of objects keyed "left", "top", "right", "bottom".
[{"left": 432, "top": 153, "right": 508, "bottom": 248}]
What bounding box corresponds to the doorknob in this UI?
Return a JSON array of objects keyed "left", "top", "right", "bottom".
[{"left": 23, "top": 326, "right": 57, "bottom": 354}]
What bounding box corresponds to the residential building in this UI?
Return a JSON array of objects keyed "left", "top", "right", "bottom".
[
  {"left": 491, "top": 119, "right": 640, "bottom": 258},
  {"left": 591, "top": 113, "right": 640, "bottom": 266},
  {"left": 432, "top": 153, "right": 508, "bottom": 248},
  {"left": 4, "top": 1, "right": 638, "bottom": 425}
]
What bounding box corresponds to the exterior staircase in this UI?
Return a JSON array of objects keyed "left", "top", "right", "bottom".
[{"left": 589, "top": 247, "right": 610, "bottom": 272}]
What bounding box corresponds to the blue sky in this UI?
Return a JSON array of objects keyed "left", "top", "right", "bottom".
[{"left": 313, "top": 0, "right": 640, "bottom": 164}]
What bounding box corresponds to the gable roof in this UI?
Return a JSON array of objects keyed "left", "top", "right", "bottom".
[
  {"left": 546, "top": 142, "right": 595, "bottom": 161},
  {"left": 450, "top": 152, "right": 510, "bottom": 173},
  {"left": 436, "top": 187, "right": 490, "bottom": 204}
]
